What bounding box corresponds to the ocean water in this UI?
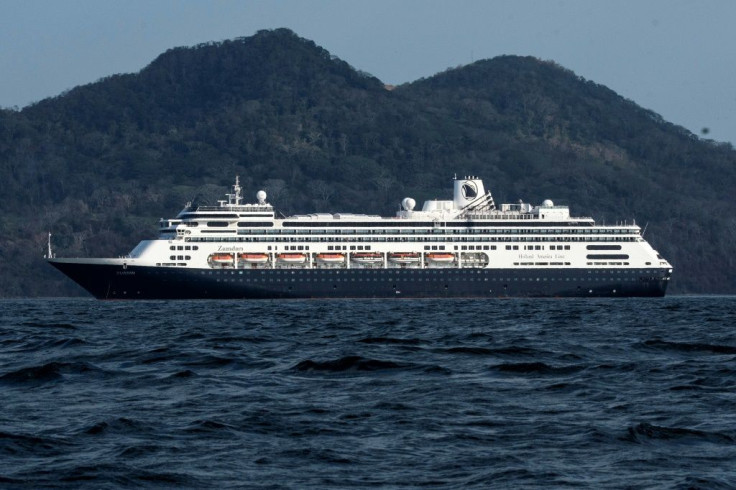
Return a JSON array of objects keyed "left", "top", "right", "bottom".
[{"left": 1, "top": 297, "right": 735, "bottom": 489}]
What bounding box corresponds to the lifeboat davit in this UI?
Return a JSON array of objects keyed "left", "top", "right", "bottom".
[
  {"left": 426, "top": 253, "right": 455, "bottom": 263},
  {"left": 277, "top": 253, "right": 307, "bottom": 263},
  {"left": 351, "top": 252, "right": 383, "bottom": 264},
  {"left": 239, "top": 253, "right": 269, "bottom": 264},
  {"left": 316, "top": 253, "right": 345, "bottom": 263},
  {"left": 388, "top": 252, "right": 420, "bottom": 264},
  {"left": 210, "top": 253, "right": 234, "bottom": 265}
]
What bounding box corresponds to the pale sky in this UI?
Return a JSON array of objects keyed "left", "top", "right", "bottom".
[{"left": 2, "top": 0, "right": 735, "bottom": 145}]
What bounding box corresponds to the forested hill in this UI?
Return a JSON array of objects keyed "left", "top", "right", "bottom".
[{"left": 1, "top": 28, "right": 734, "bottom": 296}]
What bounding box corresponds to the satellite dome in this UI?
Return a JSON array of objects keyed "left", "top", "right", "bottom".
[
  {"left": 402, "top": 197, "right": 416, "bottom": 211},
  {"left": 542, "top": 199, "right": 554, "bottom": 207},
  {"left": 257, "top": 190, "right": 267, "bottom": 204}
]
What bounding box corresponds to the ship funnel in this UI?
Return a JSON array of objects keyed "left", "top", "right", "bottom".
[{"left": 453, "top": 176, "right": 486, "bottom": 209}]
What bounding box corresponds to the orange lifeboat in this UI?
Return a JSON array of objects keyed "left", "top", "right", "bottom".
[
  {"left": 388, "top": 252, "right": 420, "bottom": 264},
  {"left": 316, "top": 253, "right": 345, "bottom": 263},
  {"left": 277, "top": 253, "right": 307, "bottom": 263},
  {"left": 351, "top": 252, "right": 383, "bottom": 264},
  {"left": 210, "top": 253, "right": 234, "bottom": 265},
  {"left": 426, "top": 253, "right": 455, "bottom": 263},
  {"left": 239, "top": 253, "right": 269, "bottom": 264}
]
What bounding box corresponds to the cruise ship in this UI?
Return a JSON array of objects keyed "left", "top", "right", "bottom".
[{"left": 48, "top": 176, "right": 672, "bottom": 299}]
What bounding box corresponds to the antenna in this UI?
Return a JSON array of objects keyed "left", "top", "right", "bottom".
[
  {"left": 225, "top": 176, "right": 243, "bottom": 206},
  {"left": 642, "top": 222, "right": 649, "bottom": 237},
  {"left": 234, "top": 176, "right": 242, "bottom": 205},
  {"left": 46, "top": 232, "right": 54, "bottom": 259}
]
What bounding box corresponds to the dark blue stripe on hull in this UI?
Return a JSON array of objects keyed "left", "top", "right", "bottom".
[{"left": 49, "top": 261, "right": 670, "bottom": 299}]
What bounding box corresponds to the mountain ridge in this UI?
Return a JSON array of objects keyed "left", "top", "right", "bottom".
[{"left": 1, "top": 28, "right": 734, "bottom": 295}]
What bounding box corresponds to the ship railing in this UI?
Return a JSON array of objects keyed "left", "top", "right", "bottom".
[
  {"left": 464, "top": 212, "right": 593, "bottom": 221},
  {"left": 194, "top": 205, "right": 274, "bottom": 212}
]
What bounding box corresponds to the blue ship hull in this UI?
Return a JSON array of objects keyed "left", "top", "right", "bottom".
[{"left": 49, "top": 260, "right": 670, "bottom": 299}]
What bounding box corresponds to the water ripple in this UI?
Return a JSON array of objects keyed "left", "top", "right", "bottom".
[{"left": 0, "top": 296, "right": 735, "bottom": 488}]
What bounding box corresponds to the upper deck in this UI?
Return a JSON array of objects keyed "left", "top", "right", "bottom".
[{"left": 161, "top": 175, "right": 601, "bottom": 234}]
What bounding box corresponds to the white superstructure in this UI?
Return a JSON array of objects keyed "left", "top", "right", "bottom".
[{"left": 108, "top": 176, "right": 671, "bottom": 276}]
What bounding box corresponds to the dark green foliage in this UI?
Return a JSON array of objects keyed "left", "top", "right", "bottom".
[{"left": 1, "top": 29, "right": 734, "bottom": 296}]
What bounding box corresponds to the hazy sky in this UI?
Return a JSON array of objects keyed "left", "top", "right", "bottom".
[{"left": 2, "top": 0, "right": 735, "bottom": 144}]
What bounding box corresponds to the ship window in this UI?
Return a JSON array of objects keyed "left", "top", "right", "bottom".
[
  {"left": 207, "top": 221, "right": 229, "bottom": 227},
  {"left": 170, "top": 246, "right": 175, "bottom": 250},
  {"left": 170, "top": 255, "right": 176, "bottom": 260}
]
